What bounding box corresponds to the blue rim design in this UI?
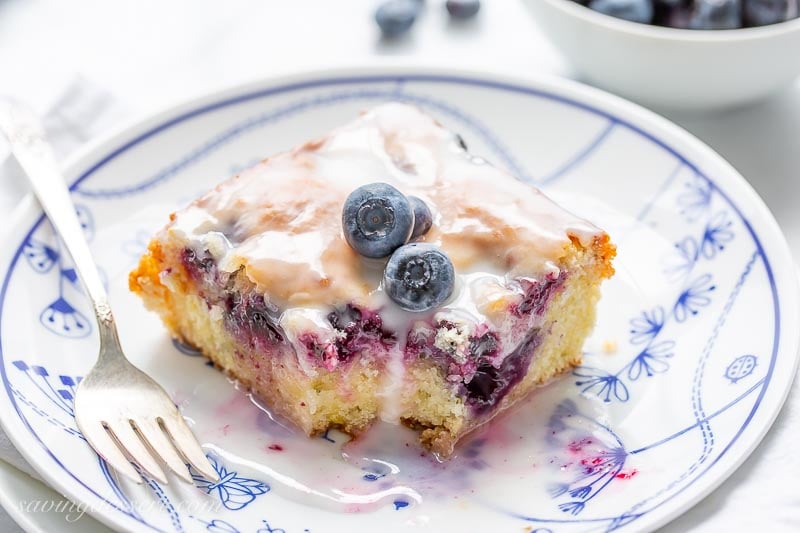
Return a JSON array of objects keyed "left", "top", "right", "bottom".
[{"left": 0, "top": 73, "right": 783, "bottom": 531}]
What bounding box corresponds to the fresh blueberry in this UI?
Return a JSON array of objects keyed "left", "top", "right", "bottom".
[
  {"left": 224, "top": 291, "right": 283, "bottom": 349},
  {"left": 408, "top": 196, "right": 433, "bottom": 239},
  {"left": 383, "top": 243, "right": 455, "bottom": 312},
  {"left": 327, "top": 304, "right": 394, "bottom": 359},
  {"left": 446, "top": 0, "right": 481, "bottom": 19},
  {"left": 744, "top": 0, "right": 790, "bottom": 26},
  {"left": 181, "top": 247, "right": 216, "bottom": 280},
  {"left": 653, "top": 1, "right": 694, "bottom": 27},
  {"left": 466, "top": 364, "right": 503, "bottom": 407},
  {"left": 376, "top": 0, "right": 420, "bottom": 37},
  {"left": 469, "top": 331, "right": 499, "bottom": 359},
  {"left": 465, "top": 328, "right": 538, "bottom": 413},
  {"left": 343, "top": 183, "right": 414, "bottom": 258},
  {"left": 688, "top": 0, "right": 742, "bottom": 29},
  {"left": 588, "top": 0, "right": 654, "bottom": 23}
]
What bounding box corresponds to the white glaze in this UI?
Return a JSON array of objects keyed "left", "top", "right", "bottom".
[
  {"left": 167, "top": 102, "right": 603, "bottom": 309},
  {"left": 279, "top": 308, "right": 342, "bottom": 376},
  {"left": 163, "top": 103, "right": 606, "bottom": 414},
  {"left": 377, "top": 342, "right": 407, "bottom": 424}
]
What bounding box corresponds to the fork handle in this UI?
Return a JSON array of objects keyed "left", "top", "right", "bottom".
[{"left": 0, "top": 102, "right": 116, "bottom": 339}]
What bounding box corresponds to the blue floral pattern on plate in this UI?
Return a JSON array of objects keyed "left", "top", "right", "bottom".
[
  {"left": 0, "top": 73, "right": 795, "bottom": 533},
  {"left": 22, "top": 204, "right": 99, "bottom": 338},
  {"left": 192, "top": 455, "right": 270, "bottom": 511}
]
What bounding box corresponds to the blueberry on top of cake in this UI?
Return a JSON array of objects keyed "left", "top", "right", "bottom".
[{"left": 130, "top": 103, "right": 615, "bottom": 457}]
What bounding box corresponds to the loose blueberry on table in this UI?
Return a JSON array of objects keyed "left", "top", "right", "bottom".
[
  {"left": 375, "top": 0, "right": 421, "bottom": 37},
  {"left": 375, "top": 0, "right": 482, "bottom": 37},
  {"left": 446, "top": 0, "right": 482, "bottom": 19},
  {"left": 575, "top": 0, "right": 799, "bottom": 28}
]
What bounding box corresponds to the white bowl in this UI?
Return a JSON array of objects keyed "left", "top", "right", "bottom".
[{"left": 522, "top": 0, "right": 800, "bottom": 110}]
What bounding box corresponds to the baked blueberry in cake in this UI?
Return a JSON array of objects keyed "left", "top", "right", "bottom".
[{"left": 130, "top": 103, "right": 615, "bottom": 457}]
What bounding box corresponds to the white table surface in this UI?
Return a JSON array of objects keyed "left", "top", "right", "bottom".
[{"left": 0, "top": 0, "right": 798, "bottom": 531}]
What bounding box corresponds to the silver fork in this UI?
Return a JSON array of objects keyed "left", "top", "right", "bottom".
[{"left": 0, "top": 100, "right": 218, "bottom": 485}]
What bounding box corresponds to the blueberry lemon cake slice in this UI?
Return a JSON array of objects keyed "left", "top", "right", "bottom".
[{"left": 130, "top": 103, "right": 615, "bottom": 457}]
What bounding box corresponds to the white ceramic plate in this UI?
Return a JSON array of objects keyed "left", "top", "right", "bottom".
[{"left": 0, "top": 68, "right": 797, "bottom": 533}]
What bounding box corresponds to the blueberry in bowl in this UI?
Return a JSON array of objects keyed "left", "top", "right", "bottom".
[
  {"left": 588, "top": 0, "right": 654, "bottom": 23},
  {"left": 522, "top": 0, "right": 800, "bottom": 109},
  {"left": 744, "top": 0, "right": 797, "bottom": 26},
  {"left": 581, "top": 0, "right": 798, "bottom": 28}
]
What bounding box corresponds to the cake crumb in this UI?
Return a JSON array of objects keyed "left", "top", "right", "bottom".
[
  {"left": 602, "top": 339, "right": 618, "bottom": 354},
  {"left": 434, "top": 322, "right": 471, "bottom": 363}
]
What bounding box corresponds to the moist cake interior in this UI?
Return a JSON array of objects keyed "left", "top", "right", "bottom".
[{"left": 130, "top": 103, "right": 615, "bottom": 457}]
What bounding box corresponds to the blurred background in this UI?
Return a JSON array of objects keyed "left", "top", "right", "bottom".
[
  {"left": 2, "top": 0, "right": 798, "bottom": 254},
  {"left": 0, "top": 0, "right": 798, "bottom": 531}
]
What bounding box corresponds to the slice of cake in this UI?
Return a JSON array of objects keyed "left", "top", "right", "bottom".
[{"left": 130, "top": 103, "right": 615, "bottom": 457}]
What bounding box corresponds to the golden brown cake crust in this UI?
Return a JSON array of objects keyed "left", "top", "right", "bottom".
[{"left": 129, "top": 103, "right": 616, "bottom": 457}]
